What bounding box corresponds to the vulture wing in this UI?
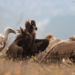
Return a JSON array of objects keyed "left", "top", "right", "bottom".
[
  {"left": 34, "top": 39, "right": 75, "bottom": 63},
  {"left": 31, "top": 39, "right": 49, "bottom": 56},
  {"left": 46, "top": 42, "right": 75, "bottom": 59}
]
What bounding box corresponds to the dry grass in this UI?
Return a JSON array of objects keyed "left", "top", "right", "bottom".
[{"left": 0, "top": 57, "right": 75, "bottom": 75}]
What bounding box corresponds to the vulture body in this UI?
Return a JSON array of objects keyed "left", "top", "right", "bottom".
[
  {"left": 6, "top": 28, "right": 32, "bottom": 59},
  {"left": 46, "top": 42, "right": 75, "bottom": 59},
  {"left": 35, "top": 35, "right": 75, "bottom": 63},
  {"left": 17, "top": 21, "right": 49, "bottom": 56},
  {"left": 45, "top": 35, "right": 75, "bottom": 60}
]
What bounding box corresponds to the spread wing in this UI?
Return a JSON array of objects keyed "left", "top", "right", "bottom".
[{"left": 32, "top": 39, "right": 49, "bottom": 56}]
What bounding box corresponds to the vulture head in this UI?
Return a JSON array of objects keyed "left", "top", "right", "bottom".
[
  {"left": 17, "top": 20, "right": 38, "bottom": 34},
  {"left": 45, "top": 34, "right": 56, "bottom": 41},
  {"left": 25, "top": 20, "right": 37, "bottom": 33},
  {"left": 0, "top": 27, "right": 16, "bottom": 51},
  {"left": 30, "top": 20, "right": 37, "bottom": 31}
]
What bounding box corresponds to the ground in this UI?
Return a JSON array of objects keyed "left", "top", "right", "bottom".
[{"left": 0, "top": 57, "right": 75, "bottom": 75}]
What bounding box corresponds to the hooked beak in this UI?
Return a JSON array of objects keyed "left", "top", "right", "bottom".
[
  {"left": 33, "top": 26, "right": 38, "bottom": 31},
  {"left": 11, "top": 30, "right": 16, "bottom": 34},
  {"left": 35, "top": 27, "right": 37, "bottom": 30}
]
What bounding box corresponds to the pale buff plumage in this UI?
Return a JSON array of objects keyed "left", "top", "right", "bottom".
[
  {"left": 0, "top": 27, "right": 16, "bottom": 51},
  {"left": 45, "top": 34, "right": 56, "bottom": 41},
  {"left": 0, "top": 34, "right": 4, "bottom": 48},
  {"left": 0, "top": 34, "right": 4, "bottom": 38}
]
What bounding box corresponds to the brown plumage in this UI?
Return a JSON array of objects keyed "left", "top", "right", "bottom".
[
  {"left": 34, "top": 38, "right": 61, "bottom": 62},
  {"left": 69, "top": 35, "right": 75, "bottom": 40},
  {"left": 17, "top": 20, "right": 37, "bottom": 56},
  {"left": 6, "top": 28, "right": 32, "bottom": 60},
  {"left": 31, "top": 39, "right": 49, "bottom": 56},
  {"left": 46, "top": 42, "right": 75, "bottom": 59},
  {"left": 24, "top": 20, "right": 37, "bottom": 56},
  {"left": 6, "top": 20, "right": 37, "bottom": 59},
  {"left": 17, "top": 20, "right": 49, "bottom": 56},
  {"left": 65, "top": 35, "right": 75, "bottom": 42},
  {"left": 46, "top": 36, "right": 75, "bottom": 60},
  {"left": 35, "top": 36, "right": 75, "bottom": 63}
]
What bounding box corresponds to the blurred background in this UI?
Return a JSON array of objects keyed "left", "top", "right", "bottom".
[{"left": 0, "top": 0, "right": 75, "bottom": 43}]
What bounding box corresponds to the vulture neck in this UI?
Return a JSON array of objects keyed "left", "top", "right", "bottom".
[
  {"left": 3, "top": 31, "right": 9, "bottom": 42},
  {"left": 0, "top": 30, "right": 9, "bottom": 43}
]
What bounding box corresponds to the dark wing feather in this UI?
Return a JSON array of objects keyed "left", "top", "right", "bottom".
[{"left": 31, "top": 39, "right": 49, "bottom": 56}]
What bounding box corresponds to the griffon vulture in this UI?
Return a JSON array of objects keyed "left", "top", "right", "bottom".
[
  {"left": 0, "top": 27, "right": 16, "bottom": 51},
  {"left": 35, "top": 35, "right": 75, "bottom": 64}
]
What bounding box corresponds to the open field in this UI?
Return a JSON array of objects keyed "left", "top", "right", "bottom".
[{"left": 0, "top": 58, "right": 75, "bottom": 75}]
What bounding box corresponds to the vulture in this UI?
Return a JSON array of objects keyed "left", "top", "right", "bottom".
[
  {"left": 17, "top": 20, "right": 49, "bottom": 56},
  {"left": 6, "top": 20, "right": 38, "bottom": 59},
  {"left": 35, "top": 35, "right": 75, "bottom": 64},
  {"left": 45, "top": 34, "right": 56, "bottom": 41},
  {"left": 0, "top": 27, "right": 16, "bottom": 51}
]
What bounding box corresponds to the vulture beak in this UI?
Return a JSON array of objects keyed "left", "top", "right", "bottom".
[
  {"left": 35, "top": 27, "right": 37, "bottom": 30},
  {"left": 12, "top": 30, "right": 16, "bottom": 34},
  {"left": 33, "top": 26, "right": 38, "bottom": 30},
  {"left": 10, "top": 29, "right": 16, "bottom": 34}
]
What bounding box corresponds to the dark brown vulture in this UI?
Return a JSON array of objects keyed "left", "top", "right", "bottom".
[{"left": 17, "top": 20, "right": 49, "bottom": 56}]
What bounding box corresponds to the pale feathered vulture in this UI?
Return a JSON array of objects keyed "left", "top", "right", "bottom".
[
  {"left": 35, "top": 36, "right": 75, "bottom": 63},
  {"left": 45, "top": 34, "right": 56, "bottom": 41},
  {"left": 0, "top": 27, "right": 16, "bottom": 51}
]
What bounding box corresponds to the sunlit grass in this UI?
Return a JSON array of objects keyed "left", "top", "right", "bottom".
[{"left": 0, "top": 58, "right": 74, "bottom": 75}]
